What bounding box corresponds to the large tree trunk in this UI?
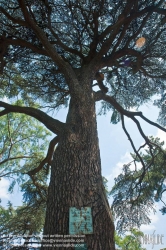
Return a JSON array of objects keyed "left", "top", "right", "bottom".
[{"left": 41, "top": 82, "right": 115, "bottom": 250}]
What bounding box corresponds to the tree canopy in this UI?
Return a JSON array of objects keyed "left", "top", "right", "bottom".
[
  {"left": 0, "top": 102, "right": 51, "bottom": 248},
  {"left": 0, "top": 1, "right": 166, "bottom": 111},
  {"left": 1, "top": 1, "right": 166, "bottom": 142}
]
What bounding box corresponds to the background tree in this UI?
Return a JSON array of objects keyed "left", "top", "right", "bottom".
[
  {"left": 1, "top": 0, "right": 166, "bottom": 249},
  {"left": 0, "top": 100, "right": 52, "bottom": 181},
  {"left": 115, "top": 228, "right": 146, "bottom": 250},
  {"left": 0, "top": 201, "right": 44, "bottom": 249},
  {"left": 0, "top": 100, "right": 51, "bottom": 249},
  {"left": 111, "top": 136, "right": 166, "bottom": 234}
]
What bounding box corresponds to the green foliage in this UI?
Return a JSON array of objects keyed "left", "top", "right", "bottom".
[
  {"left": 103, "top": 176, "right": 112, "bottom": 197},
  {"left": 115, "top": 228, "right": 146, "bottom": 250},
  {"left": 111, "top": 136, "right": 166, "bottom": 233},
  {"left": 0, "top": 101, "right": 50, "bottom": 247},
  {"left": 111, "top": 109, "right": 121, "bottom": 124},
  {"left": 0, "top": 100, "right": 52, "bottom": 188},
  {"left": 0, "top": 201, "right": 45, "bottom": 236},
  {"left": 0, "top": 1, "right": 166, "bottom": 114},
  {"left": 0, "top": 200, "right": 44, "bottom": 249}
]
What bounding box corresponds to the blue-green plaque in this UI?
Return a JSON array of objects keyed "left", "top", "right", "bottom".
[
  {"left": 75, "top": 243, "right": 87, "bottom": 249},
  {"left": 69, "top": 207, "right": 93, "bottom": 235}
]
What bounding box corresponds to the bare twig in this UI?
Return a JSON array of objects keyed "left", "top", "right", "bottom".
[{"left": 121, "top": 114, "right": 146, "bottom": 171}]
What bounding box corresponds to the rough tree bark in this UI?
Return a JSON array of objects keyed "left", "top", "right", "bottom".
[{"left": 41, "top": 79, "right": 115, "bottom": 250}]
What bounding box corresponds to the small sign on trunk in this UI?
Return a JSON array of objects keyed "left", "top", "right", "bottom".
[{"left": 69, "top": 207, "right": 93, "bottom": 235}]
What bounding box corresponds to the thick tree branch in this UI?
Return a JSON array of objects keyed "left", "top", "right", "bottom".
[
  {"left": 0, "top": 8, "right": 49, "bottom": 65},
  {"left": 94, "top": 91, "right": 166, "bottom": 134},
  {"left": 48, "top": 28, "right": 84, "bottom": 60},
  {"left": 6, "top": 37, "right": 49, "bottom": 57},
  {"left": 18, "top": 0, "right": 81, "bottom": 94},
  {"left": 95, "top": 72, "right": 108, "bottom": 93},
  {"left": 0, "top": 109, "right": 8, "bottom": 116},
  {"left": 124, "top": 12, "right": 152, "bottom": 49},
  {"left": 140, "top": 114, "right": 166, "bottom": 131},
  {"left": 96, "top": 91, "right": 166, "bottom": 187},
  {"left": 0, "top": 101, "right": 65, "bottom": 134},
  {"left": 0, "top": 6, "right": 27, "bottom": 26},
  {"left": 94, "top": 91, "right": 142, "bottom": 116},
  {"left": 91, "top": 4, "right": 166, "bottom": 67},
  {"left": 27, "top": 136, "right": 59, "bottom": 176},
  {"left": 101, "top": 48, "right": 143, "bottom": 69}
]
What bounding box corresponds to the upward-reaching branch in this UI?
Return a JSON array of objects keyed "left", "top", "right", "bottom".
[
  {"left": 91, "top": 3, "right": 166, "bottom": 69},
  {"left": 18, "top": 0, "right": 81, "bottom": 94},
  {"left": 0, "top": 101, "right": 65, "bottom": 134}
]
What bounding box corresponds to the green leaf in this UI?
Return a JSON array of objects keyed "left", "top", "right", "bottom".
[{"left": 111, "top": 110, "right": 120, "bottom": 124}]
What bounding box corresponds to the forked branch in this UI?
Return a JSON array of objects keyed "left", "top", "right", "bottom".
[
  {"left": 18, "top": 0, "right": 81, "bottom": 94},
  {"left": 95, "top": 91, "right": 166, "bottom": 182},
  {"left": 121, "top": 114, "right": 146, "bottom": 171},
  {"left": 95, "top": 91, "right": 166, "bottom": 133}
]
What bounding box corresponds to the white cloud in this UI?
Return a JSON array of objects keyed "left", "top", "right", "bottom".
[
  {"left": 106, "top": 152, "right": 133, "bottom": 193},
  {"left": 0, "top": 178, "right": 10, "bottom": 199},
  {"left": 140, "top": 224, "right": 156, "bottom": 231},
  {"left": 155, "top": 129, "right": 166, "bottom": 145},
  {"left": 0, "top": 96, "right": 9, "bottom": 103},
  {"left": 106, "top": 151, "right": 142, "bottom": 188},
  {"left": 129, "top": 107, "right": 137, "bottom": 112}
]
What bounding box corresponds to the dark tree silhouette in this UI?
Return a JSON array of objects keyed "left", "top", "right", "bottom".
[{"left": 1, "top": 0, "right": 166, "bottom": 249}]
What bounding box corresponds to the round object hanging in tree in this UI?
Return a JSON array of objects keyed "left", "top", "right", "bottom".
[{"left": 136, "top": 37, "right": 146, "bottom": 48}]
